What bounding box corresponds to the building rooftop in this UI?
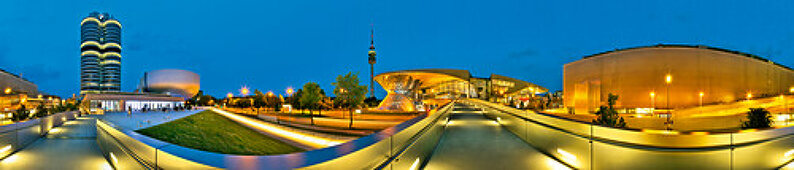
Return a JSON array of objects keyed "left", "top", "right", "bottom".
[{"left": 580, "top": 44, "right": 794, "bottom": 71}]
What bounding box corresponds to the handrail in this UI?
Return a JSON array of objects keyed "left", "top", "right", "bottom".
[
  {"left": 466, "top": 98, "right": 794, "bottom": 169},
  {"left": 374, "top": 101, "right": 455, "bottom": 169}
]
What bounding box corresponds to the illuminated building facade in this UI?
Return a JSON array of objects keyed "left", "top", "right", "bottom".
[
  {"left": 375, "top": 69, "right": 547, "bottom": 111},
  {"left": 81, "top": 12, "right": 122, "bottom": 94},
  {"left": 563, "top": 45, "right": 794, "bottom": 114},
  {"left": 82, "top": 92, "right": 185, "bottom": 112}
]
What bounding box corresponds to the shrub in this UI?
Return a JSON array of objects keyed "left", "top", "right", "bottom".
[{"left": 742, "top": 108, "right": 772, "bottom": 129}]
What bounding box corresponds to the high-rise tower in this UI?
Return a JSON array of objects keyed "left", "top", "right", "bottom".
[
  {"left": 368, "top": 25, "right": 377, "bottom": 98},
  {"left": 81, "top": 12, "right": 122, "bottom": 94}
]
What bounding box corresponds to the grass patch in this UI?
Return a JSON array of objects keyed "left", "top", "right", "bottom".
[{"left": 135, "top": 110, "right": 304, "bottom": 155}]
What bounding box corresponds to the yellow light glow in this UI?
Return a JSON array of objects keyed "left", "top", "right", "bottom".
[
  {"left": 266, "top": 91, "right": 274, "bottom": 97},
  {"left": 785, "top": 149, "right": 794, "bottom": 158},
  {"left": 746, "top": 92, "right": 753, "bottom": 99},
  {"left": 2, "top": 154, "right": 19, "bottom": 163},
  {"left": 546, "top": 158, "right": 571, "bottom": 170},
  {"left": 665, "top": 74, "right": 672, "bottom": 84},
  {"left": 240, "top": 86, "right": 250, "bottom": 96},
  {"left": 4, "top": 88, "right": 10, "bottom": 94},
  {"left": 81, "top": 51, "right": 101, "bottom": 56},
  {"left": 109, "top": 152, "right": 118, "bottom": 166},
  {"left": 790, "top": 87, "right": 794, "bottom": 93},
  {"left": 80, "top": 41, "right": 100, "bottom": 48},
  {"left": 286, "top": 87, "right": 294, "bottom": 96},
  {"left": 641, "top": 129, "right": 680, "bottom": 135},
  {"left": 80, "top": 17, "right": 100, "bottom": 25},
  {"left": 699, "top": 92, "right": 704, "bottom": 97},
  {"left": 409, "top": 158, "right": 421, "bottom": 170},
  {"left": 227, "top": 92, "right": 233, "bottom": 98},
  {"left": 556, "top": 148, "right": 578, "bottom": 166},
  {"left": 49, "top": 128, "right": 60, "bottom": 133},
  {"left": 0, "top": 145, "right": 11, "bottom": 154},
  {"left": 649, "top": 92, "right": 655, "bottom": 97},
  {"left": 690, "top": 131, "right": 709, "bottom": 135},
  {"left": 210, "top": 108, "right": 345, "bottom": 148}
]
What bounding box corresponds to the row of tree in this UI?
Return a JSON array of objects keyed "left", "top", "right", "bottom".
[{"left": 11, "top": 102, "right": 80, "bottom": 122}]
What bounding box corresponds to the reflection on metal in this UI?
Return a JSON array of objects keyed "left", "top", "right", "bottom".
[
  {"left": 140, "top": 69, "right": 200, "bottom": 98},
  {"left": 377, "top": 75, "right": 420, "bottom": 111}
]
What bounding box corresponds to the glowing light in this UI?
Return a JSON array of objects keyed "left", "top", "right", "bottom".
[
  {"left": 690, "top": 131, "right": 709, "bottom": 135},
  {"left": 409, "top": 158, "right": 421, "bottom": 170},
  {"left": 109, "top": 152, "right": 118, "bottom": 166},
  {"left": 286, "top": 87, "right": 294, "bottom": 96},
  {"left": 355, "top": 109, "right": 362, "bottom": 114},
  {"left": 266, "top": 91, "right": 274, "bottom": 97},
  {"left": 649, "top": 92, "right": 655, "bottom": 97},
  {"left": 790, "top": 87, "right": 794, "bottom": 93},
  {"left": 240, "top": 86, "right": 250, "bottom": 96},
  {"left": 546, "top": 158, "right": 571, "bottom": 170},
  {"left": 557, "top": 148, "right": 578, "bottom": 166},
  {"left": 227, "top": 92, "right": 233, "bottom": 98},
  {"left": 49, "top": 128, "right": 60, "bottom": 133},
  {"left": 785, "top": 149, "right": 794, "bottom": 158},
  {"left": 496, "top": 117, "right": 502, "bottom": 123},
  {"left": 2, "top": 154, "right": 19, "bottom": 163},
  {"left": 746, "top": 92, "right": 753, "bottom": 100},
  {"left": 777, "top": 114, "right": 790, "bottom": 122},
  {"left": 4, "top": 88, "right": 10, "bottom": 94},
  {"left": 699, "top": 92, "right": 704, "bottom": 97},
  {"left": 210, "top": 108, "right": 345, "bottom": 148},
  {"left": 665, "top": 74, "right": 672, "bottom": 84},
  {"left": 641, "top": 129, "right": 680, "bottom": 135},
  {"left": 0, "top": 145, "right": 11, "bottom": 153}
]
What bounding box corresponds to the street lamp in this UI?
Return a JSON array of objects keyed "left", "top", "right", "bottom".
[
  {"left": 226, "top": 92, "right": 233, "bottom": 107},
  {"left": 267, "top": 91, "right": 274, "bottom": 97},
  {"left": 664, "top": 74, "right": 672, "bottom": 130},
  {"left": 699, "top": 92, "right": 704, "bottom": 114},
  {"left": 649, "top": 91, "right": 656, "bottom": 110},
  {"left": 4, "top": 88, "right": 10, "bottom": 94},
  {"left": 240, "top": 86, "right": 250, "bottom": 96},
  {"left": 286, "top": 87, "right": 294, "bottom": 97}
]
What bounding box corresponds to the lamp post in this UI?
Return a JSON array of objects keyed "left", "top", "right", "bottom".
[
  {"left": 699, "top": 92, "right": 704, "bottom": 114},
  {"left": 665, "top": 74, "right": 672, "bottom": 130},
  {"left": 650, "top": 91, "right": 656, "bottom": 111},
  {"left": 226, "top": 92, "right": 233, "bottom": 107}
]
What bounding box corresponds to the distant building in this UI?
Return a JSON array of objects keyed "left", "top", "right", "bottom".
[
  {"left": 80, "top": 12, "right": 122, "bottom": 94},
  {"left": 375, "top": 69, "right": 547, "bottom": 111},
  {"left": 563, "top": 45, "right": 794, "bottom": 114},
  {"left": 0, "top": 68, "right": 60, "bottom": 117},
  {"left": 82, "top": 92, "right": 184, "bottom": 112},
  {"left": 138, "top": 69, "right": 201, "bottom": 99}
]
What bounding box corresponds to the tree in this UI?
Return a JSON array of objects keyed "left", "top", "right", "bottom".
[
  {"left": 592, "top": 93, "right": 626, "bottom": 128},
  {"left": 253, "top": 90, "right": 266, "bottom": 113},
  {"left": 332, "top": 72, "right": 368, "bottom": 129},
  {"left": 300, "top": 82, "right": 323, "bottom": 125},
  {"left": 35, "top": 104, "right": 48, "bottom": 118},
  {"left": 12, "top": 105, "right": 29, "bottom": 121},
  {"left": 264, "top": 94, "right": 282, "bottom": 112},
  {"left": 743, "top": 108, "right": 772, "bottom": 129}
]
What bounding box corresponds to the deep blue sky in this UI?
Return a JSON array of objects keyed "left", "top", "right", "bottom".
[{"left": 1, "top": 0, "right": 794, "bottom": 98}]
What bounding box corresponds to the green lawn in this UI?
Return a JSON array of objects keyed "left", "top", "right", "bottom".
[{"left": 135, "top": 110, "right": 304, "bottom": 155}]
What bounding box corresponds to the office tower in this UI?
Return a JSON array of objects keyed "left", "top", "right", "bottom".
[{"left": 80, "top": 12, "right": 121, "bottom": 94}]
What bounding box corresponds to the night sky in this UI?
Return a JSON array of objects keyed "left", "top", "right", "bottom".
[{"left": 1, "top": 0, "right": 794, "bottom": 98}]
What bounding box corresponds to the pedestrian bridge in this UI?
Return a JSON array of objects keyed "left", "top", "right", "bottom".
[{"left": 4, "top": 99, "right": 794, "bottom": 169}]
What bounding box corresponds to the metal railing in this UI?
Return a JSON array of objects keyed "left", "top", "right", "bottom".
[
  {"left": 0, "top": 111, "right": 80, "bottom": 160},
  {"left": 467, "top": 98, "right": 794, "bottom": 169}
]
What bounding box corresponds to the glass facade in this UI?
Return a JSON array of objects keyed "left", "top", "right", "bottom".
[{"left": 81, "top": 12, "right": 121, "bottom": 94}]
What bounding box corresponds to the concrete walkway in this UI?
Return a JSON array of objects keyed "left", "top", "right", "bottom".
[
  {"left": 0, "top": 117, "right": 111, "bottom": 170},
  {"left": 424, "top": 103, "right": 569, "bottom": 170}
]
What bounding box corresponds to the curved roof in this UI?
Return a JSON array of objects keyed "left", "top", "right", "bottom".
[
  {"left": 376, "top": 69, "right": 471, "bottom": 80},
  {"left": 375, "top": 69, "right": 472, "bottom": 90},
  {"left": 490, "top": 74, "right": 548, "bottom": 94},
  {"left": 580, "top": 44, "right": 793, "bottom": 71}
]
